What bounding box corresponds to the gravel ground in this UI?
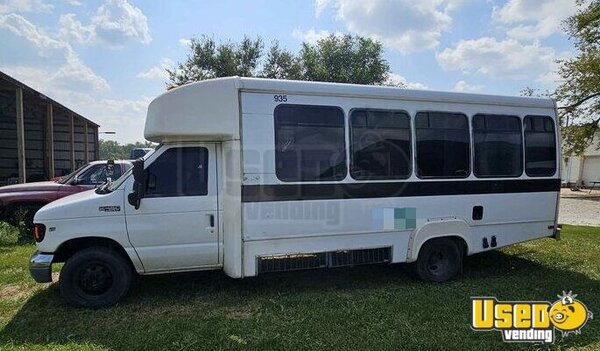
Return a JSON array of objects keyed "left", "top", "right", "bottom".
[{"left": 559, "top": 197, "right": 600, "bottom": 227}]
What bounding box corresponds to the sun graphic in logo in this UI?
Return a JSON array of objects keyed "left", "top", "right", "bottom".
[{"left": 549, "top": 291, "right": 593, "bottom": 336}]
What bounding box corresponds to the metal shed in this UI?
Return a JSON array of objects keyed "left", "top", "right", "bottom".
[{"left": 0, "top": 71, "right": 99, "bottom": 184}]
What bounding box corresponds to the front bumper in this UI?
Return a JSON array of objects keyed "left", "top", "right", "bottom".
[{"left": 29, "top": 251, "right": 54, "bottom": 283}]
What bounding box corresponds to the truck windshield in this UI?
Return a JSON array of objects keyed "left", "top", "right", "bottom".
[
  {"left": 104, "top": 144, "right": 162, "bottom": 193},
  {"left": 106, "top": 168, "right": 132, "bottom": 192},
  {"left": 57, "top": 164, "right": 88, "bottom": 184}
]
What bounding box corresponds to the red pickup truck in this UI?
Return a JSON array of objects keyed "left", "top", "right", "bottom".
[{"left": 0, "top": 160, "right": 132, "bottom": 227}]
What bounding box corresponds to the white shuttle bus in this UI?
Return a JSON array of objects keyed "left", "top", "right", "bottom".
[{"left": 29, "top": 77, "right": 561, "bottom": 307}]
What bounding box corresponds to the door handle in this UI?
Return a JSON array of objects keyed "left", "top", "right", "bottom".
[{"left": 205, "top": 214, "right": 215, "bottom": 234}]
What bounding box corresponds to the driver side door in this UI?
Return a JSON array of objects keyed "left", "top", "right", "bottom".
[{"left": 124, "top": 144, "right": 219, "bottom": 272}]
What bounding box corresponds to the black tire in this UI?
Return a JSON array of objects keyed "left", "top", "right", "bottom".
[
  {"left": 59, "top": 247, "right": 132, "bottom": 308},
  {"left": 414, "top": 238, "right": 462, "bottom": 282}
]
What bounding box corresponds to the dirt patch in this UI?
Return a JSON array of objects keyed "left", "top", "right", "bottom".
[{"left": 0, "top": 284, "right": 31, "bottom": 300}]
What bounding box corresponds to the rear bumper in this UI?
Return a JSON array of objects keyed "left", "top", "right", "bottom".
[{"left": 29, "top": 251, "right": 54, "bottom": 283}]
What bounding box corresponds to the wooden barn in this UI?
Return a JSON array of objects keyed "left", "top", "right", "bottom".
[{"left": 0, "top": 71, "right": 99, "bottom": 184}]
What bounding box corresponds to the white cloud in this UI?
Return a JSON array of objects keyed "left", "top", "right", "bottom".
[
  {"left": 64, "top": 0, "right": 82, "bottom": 6},
  {"left": 453, "top": 80, "right": 483, "bottom": 92},
  {"left": 0, "top": 0, "right": 53, "bottom": 14},
  {"left": 313, "top": 0, "right": 456, "bottom": 53},
  {"left": 0, "top": 14, "right": 108, "bottom": 91},
  {"left": 445, "top": 0, "right": 471, "bottom": 12},
  {"left": 436, "top": 37, "right": 556, "bottom": 80},
  {"left": 178, "top": 38, "right": 191, "bottom": 47},
  {"left": 58, "top": 13, "right": 94, "bottom": 43},
  {"left": 315, "top": 0, "right": 332, "bottom": 16},
  {"left": 91, "top": 0, "right": 151, "bottom": 46},
  {"left": 292, "top": 29, "right": 338, "bottom": 44},
  {"left": 56, "top": 0, "right": 151, "bottom": 47},
  {"left": 2, "top": 64, "right": 149, "bottom": 142},
  {"left": 387, "top": 73, "right": 428, "bottom": 89},
  {"left": 0, "top": 4, "right": 152, "bottom": 142},
  {"left": 493, "top": 0, "right": 579, "bottom": 40},
  {"left": 137, "top": 58, "right": 173, "bottom": 81}
]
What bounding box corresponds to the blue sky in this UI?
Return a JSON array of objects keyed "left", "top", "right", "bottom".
[{"left": 0, "top": 0, "right": 579, "bottom": 143}]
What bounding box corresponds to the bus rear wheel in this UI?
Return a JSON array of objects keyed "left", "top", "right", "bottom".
[{"left": 414, "top": 238, "right": 462, "bottom": 282}]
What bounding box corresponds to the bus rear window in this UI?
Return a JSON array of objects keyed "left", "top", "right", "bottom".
[{"left": 524, "top": 115, "right": 556, "bottom": 177}]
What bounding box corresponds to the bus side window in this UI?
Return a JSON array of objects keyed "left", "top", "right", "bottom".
[
  {"left": 415, "top": 111, "right": 470, "bottom": 178},
  {"left": 350, "top": 109, "right": 411, "bottom": 180},
  {"left": 524, "top": 115, "right": 556, "bottom": 177},
  {"left": 472, "top": 114, "right": 523, "bottom": 178},
  {"left": 274, "top": 104, "right": 347, "bottom": 182}
]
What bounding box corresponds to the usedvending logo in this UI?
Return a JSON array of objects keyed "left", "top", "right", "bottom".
[{"left": 471, "top": 291, "right": 593, "bottom": 343}]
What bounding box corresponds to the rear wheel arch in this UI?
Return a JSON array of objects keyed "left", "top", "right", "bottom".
[
  {"left": 408, "top": 220, "right": 471, "bottom": 262},
  {"left": 414, "top": 235, "right": 468, "bottom": 260}
]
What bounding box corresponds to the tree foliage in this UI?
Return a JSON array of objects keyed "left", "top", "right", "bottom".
[
  {"left": 556, "top": 0, "right": 600, "bottom": 155},
  {"left": 98, "top": 139, "right": 155, "bottom": 160},
  {"left": 168, "top": 34, "right": 395, "bottom": 88},
  {"left": 299, "top": 35, "right": 389, "bottom": 84}
]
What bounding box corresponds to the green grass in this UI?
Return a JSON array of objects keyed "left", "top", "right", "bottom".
[{"left": 0, "top": 225, "right": 599, "bottom": 350}]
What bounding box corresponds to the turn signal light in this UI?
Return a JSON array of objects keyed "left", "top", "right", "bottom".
[{"left": 33, "top": 223, "right": 46, "bottom": 242}]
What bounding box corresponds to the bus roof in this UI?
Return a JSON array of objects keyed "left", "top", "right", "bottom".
[{"left": 144, "top": 76, "right": 555, "bottom": 143}]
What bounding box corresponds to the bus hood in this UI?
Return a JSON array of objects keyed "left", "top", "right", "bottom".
[{"left": 35, "top": 189, "right": 124, "bottom": 222}]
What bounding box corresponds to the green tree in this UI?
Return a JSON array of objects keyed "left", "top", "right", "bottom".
[
  {"left": 299, "top": 34, "right": 390, "bottom": 85},
  {"left": 99, "top": 139, "right": 155, "bottom": 160},
  {"left": 555, "top": 0, "right": 600, "bottom": 155},
  {"left": 261, "top": 41, "right": 302, "bottom": 80},
  {"left": 168, "top": 34, "right": 394, "bottom": 87},
  {"left": 167, "top": 36, "right": 263, "bottom": 87}
]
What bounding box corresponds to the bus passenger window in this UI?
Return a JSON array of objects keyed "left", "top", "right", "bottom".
[
  {"left": 524, "top": 115, "right": 556, "bottom": 177},
  {"left": 473, "top": 114, "right": 523, "bottom": 177},
  {"left": 274, "top": 104, "right": 347, "bottom": 182},
  {"left": 350, "top": 109, "right": 411, "bottom": 180},
  {"left": 415, "top": 112, "right": 470, "bottom": 178}
]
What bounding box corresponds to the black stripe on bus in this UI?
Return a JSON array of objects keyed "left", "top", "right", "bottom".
[{"left": 241, "top": 178, "right": 560, "bottom": 202}]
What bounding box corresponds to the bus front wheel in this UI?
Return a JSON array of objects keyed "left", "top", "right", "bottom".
[{"left": 59, "top": 247, "right": 132, "bottom": 308}]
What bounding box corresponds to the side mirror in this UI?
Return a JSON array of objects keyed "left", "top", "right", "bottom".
[
  {"left": 127, "top": 192, "right": 139, "bottom": 209},
  {"left": 128, "top": 159, "right": 145, "bottom": 210},
  {"left": 72, "top": 175, "right": 81, "bottom": 185}
]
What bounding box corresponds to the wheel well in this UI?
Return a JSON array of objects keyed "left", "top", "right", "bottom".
[
  {"left": 420, "top": 235, "right": 468, "bottom": 257},
  {"left": 53, "top": 237, "right": 132, "bottom": 266}
]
